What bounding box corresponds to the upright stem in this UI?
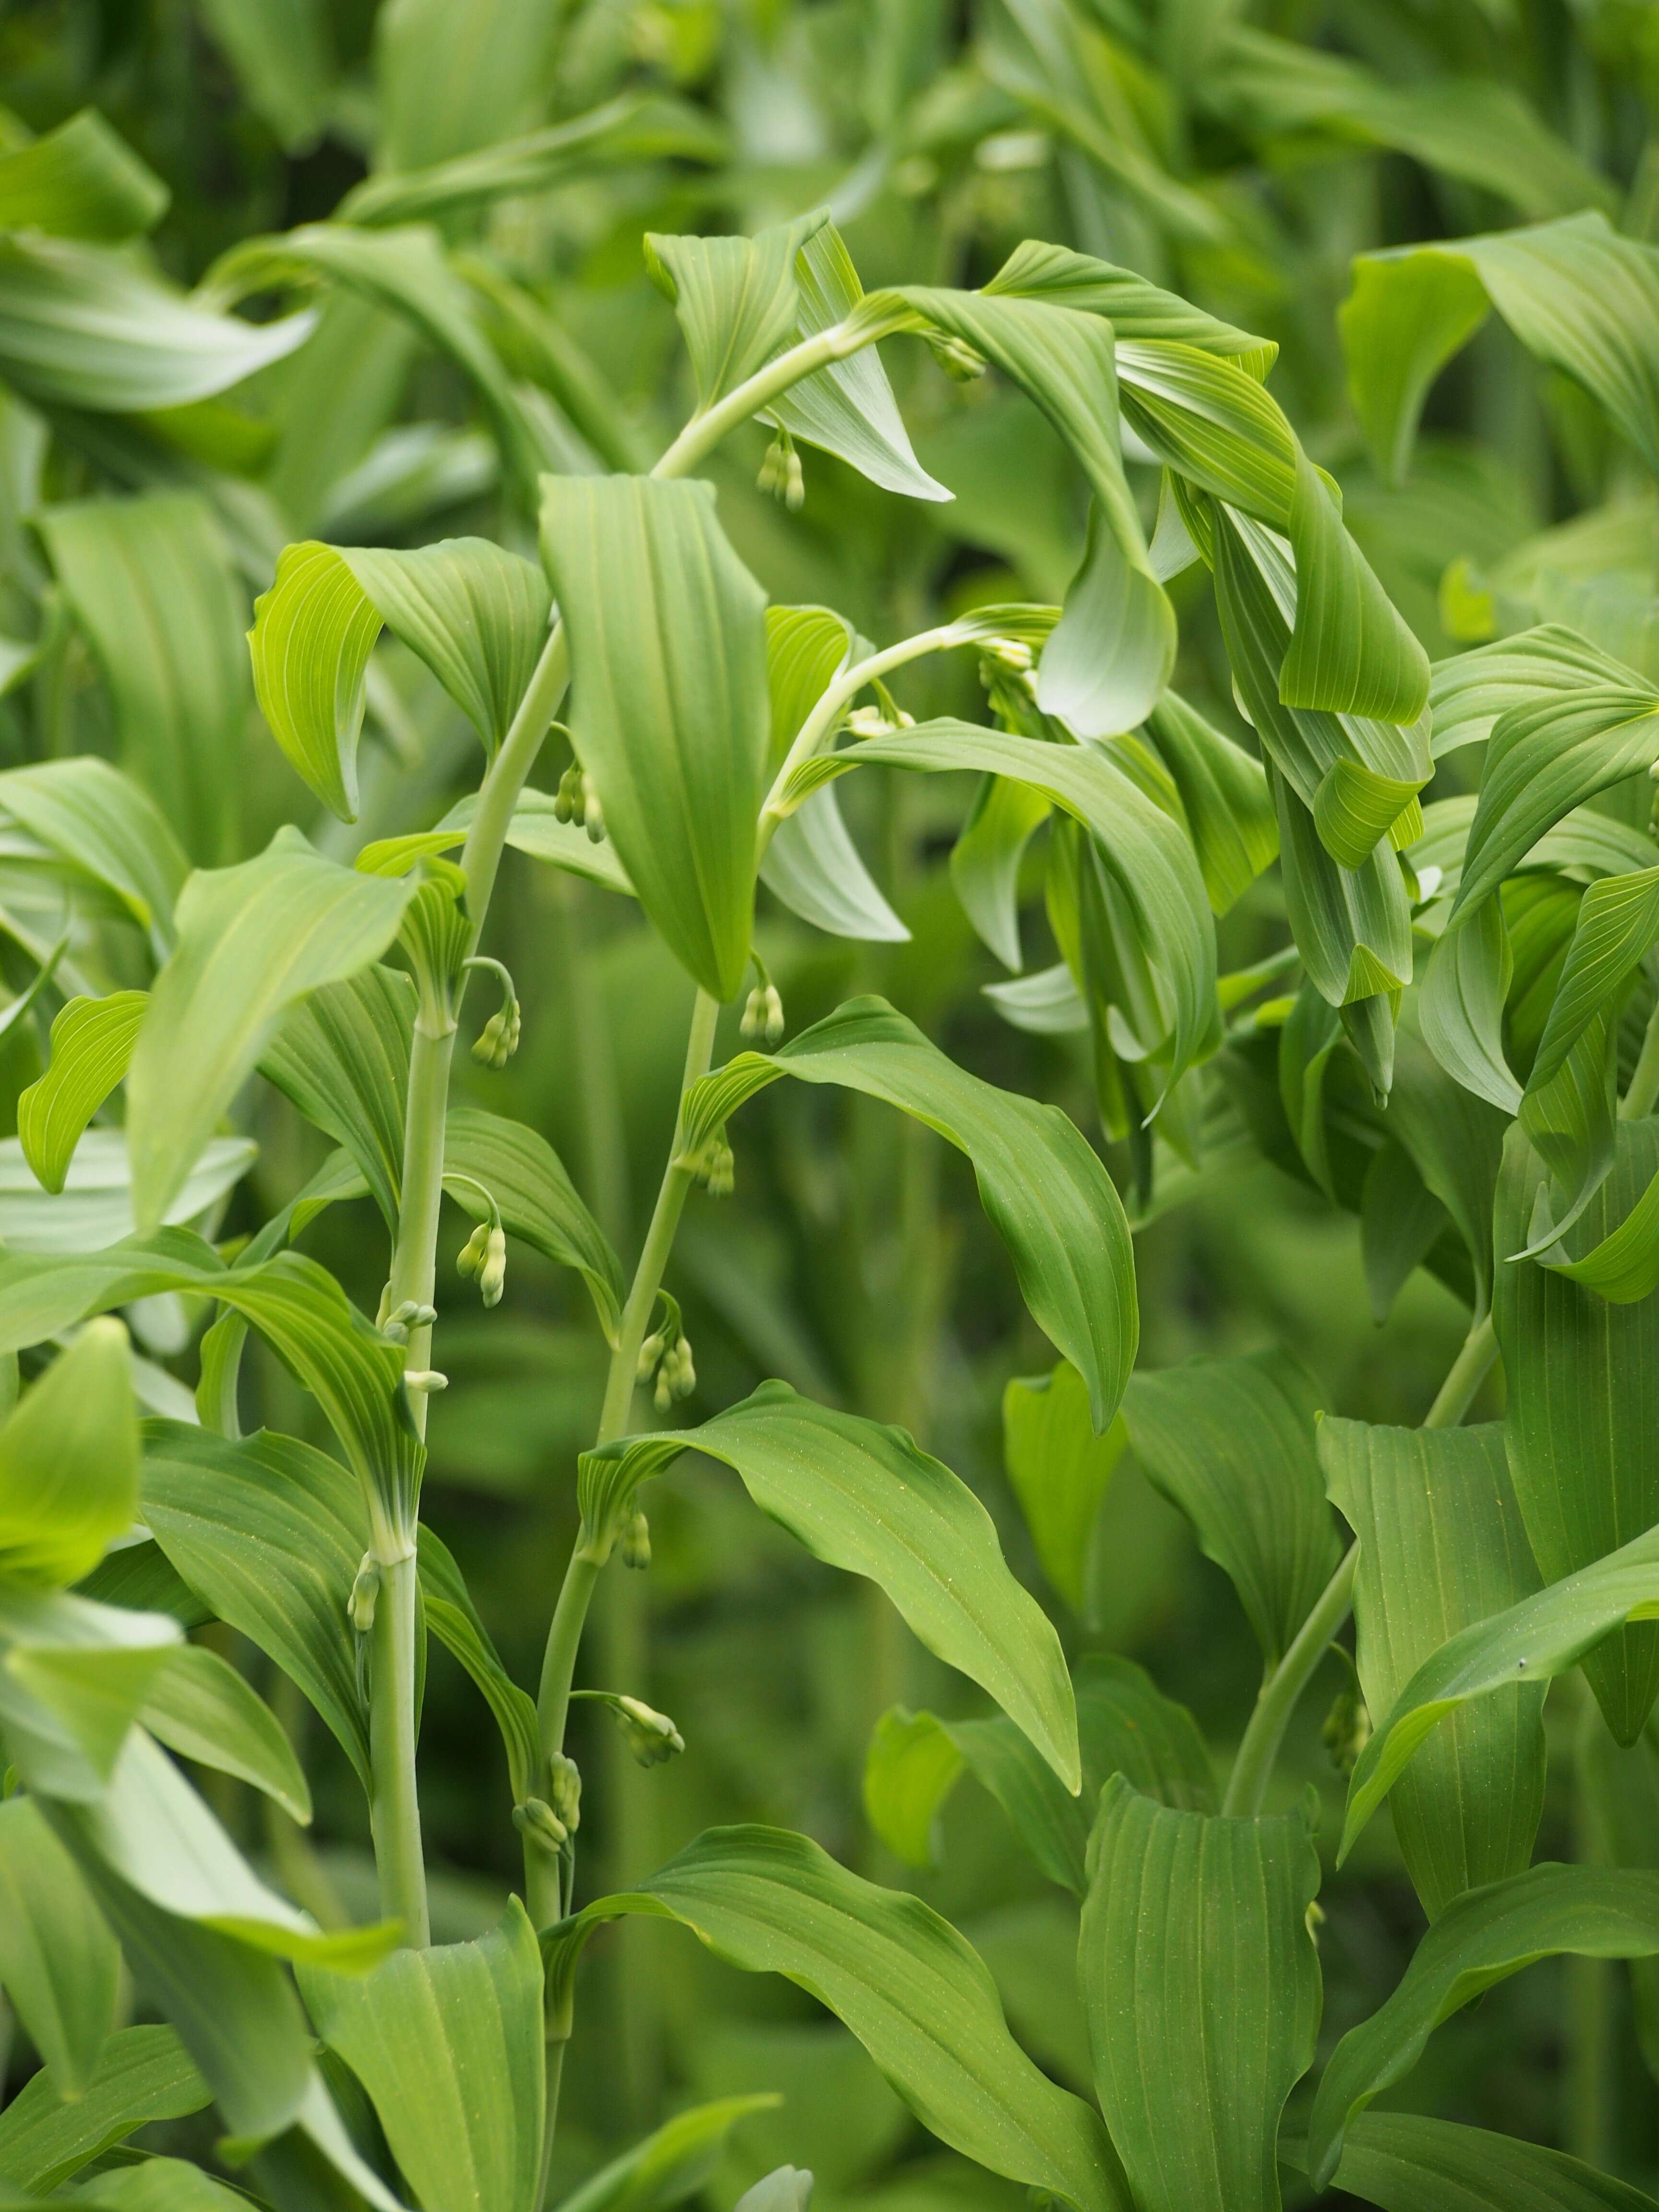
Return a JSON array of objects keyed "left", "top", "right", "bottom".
[
  {"left": 1623, "top": 994, "right": 1659, "bottom": 1120},
  {"left": 1220, "top": 1311, "right": 1500, "bottom": 1818},
  {"left": 386, "top": 1021, "right": 457, "bottom": 1434},
  {"left": 368, "top": 1554, "right": 429, "bottom": 1946}
]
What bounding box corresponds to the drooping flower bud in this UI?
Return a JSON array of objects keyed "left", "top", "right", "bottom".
[
  {"left": 581, "top": 774, "right": 606, "bottom": 843},
  {"left": 761, "top": 985, "right": 784, "bottom": 1045},
  {"left": 513, "top": 1796, "right": 568, "bottom": 1852},
  {"left": 472, "top": 1000, "right": 521, "bottom": 1069},
  {"left": 457, "top": 1221, "right": 490, "bottom": 1281},
  {"left": 478, "top": 1224, "right": 507, "bottom": 1308},
  {"left": 614, "top": 1694, "right": 685, "bottom": 1766},
  {"left": 621, "top": 1509, "right": 651, "bottom": 1569},
  {"left": 929, "top": 331, "right": 987, "bottom": 382},
  {"left": 553, "top": 762, "right": 584, "bottom": 823},
  {"left": 740, "top": 985, "right": 768, "bottom": 1040},
  {"left": 845, "top": 704, "right": 894, "bottom": 739},
  {"left": 636, "top": 1328, "right": 666, "bottom": 1382},
  {"left": 706, "top": 1136, "right": 735, "bottom": 1199},
  {"left": 547, "top": 1751, "right": 582, "bottom": 1834},
  {"left": 757, "top": 429, "right": 804, "bottom": 510}
]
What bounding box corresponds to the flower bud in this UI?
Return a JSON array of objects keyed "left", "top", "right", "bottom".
[
  {"left": 348, "top": 1555, "right": 380, "bottom": 1635},
  {"left": 985, "top": 637, "right": 1034, "bottom": 671},
  {"left": 614, "top": 1695, "right": 685, "bottom": 1766},
  {"left": 548, "top": 1751, "right": 582, "bottom": 1833},
  {"left": 472, "top": 1002, "right": 521, "bottom": 1069},
  {"left": 553, "top": 762, "right": 584, "bottom": 823},
  {"left": 706, "top": 1136, "right": 734, "bottom": 1199},
  {"left": 457, "top": 1221, "right": 490, "bottom": 1280},
  {"left": 782, "top": 445, "right": 805, "bottom": 511},
  {"left": 636, "top": 1329, "right": 666, "bottom": 1382},
  {"left": 930, "top": 332, "right": 987, "bottom": 382},
  {"left": 740, "top": 985, "right": 768, "bottom": 1041},
  {"left": 846, "top": 704, "right": 893, "bottom": 738},
  {"left": 478, "top": 1225, "right": 507, "bottom": 1308},
  {"left": 513, "top": 1796, "right": 568, "bottom": 1852},
  {"left": 621, "top": 1509, "right": 651, "bottom": 1569},
  {"left": 653, "top": 1364, "right": 674, "bottom": 1415},
  {"left": 581, "top": 775, "right": 606, "bottom": 843},
  {"left": 762, "top": 985, "right": 784, "bottom": 1046}
]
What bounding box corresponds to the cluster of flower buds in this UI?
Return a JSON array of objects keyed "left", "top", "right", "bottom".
[
  {"left": 757, "top": 428, "right": 805, "bottom": 511},
  {"left": 473, "top": 998, "right": 520, "bottom": 1068},
  {"left": 379, "top": 1298, "right": 436, "bottom": 1346},
  {"left": 547, "top": 1751, "right": 581, "bottom": 1833},
  {"left": 620, "top": 1508, "right": 651, "bottom": 1569},
  {"left": 348, "top": 1553, "right": 380, "bottom": 1635},
  {"left": 981, "top": 636, "right": 1040, "bottom": 700},
  {"left": 701, "top": 1135, "right": 734, "bottom": 1199},
  {"left": 457, "top": 1218, "right": 507, "bottom": 1308},
  {"left": 741, "top": 982, "right": 785, "bottom": 1046},
  {"left": 928, "top": 331, "right": 987, "bottom": 382},
  {"left": 613, "top": 1694, "right": 685, "bottom": 1767},
  {"left": 553, "top": 762, "right": 606, "bottom": 843},
  {"left": 513, "top": 1795, "right": 569, "bottom": 1852},
  {"left": 637, "top": 1317, "right": 696, "bottom": 1414}
]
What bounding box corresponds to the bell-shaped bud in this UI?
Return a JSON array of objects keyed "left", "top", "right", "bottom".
[
  {"left": 636, "top": 1328, "right": 666, "bottom": 1382},
  {"left": 614, "top": 1694, "right": 685, "bottom": 1767},
  {"left": 547, "top": 1751, "right": 582, "bottom": 1834},
  {"left": 553, "top": 762, "right": 584, "bottom": 823},
  {"left": 761, "top": 985, "right": 784, "bottom": 1046},
  {"left": 581, "top": 774, "right": 606, "bottom": 843},
  {"left": 740, "top": 985, "right": 768, "bottom": 1041},
  {"left": 348, "top": 1554, "right": 381, "bottom": 1635},
  {"left": 513, "top": 1796, "right": 568, "bottom": 1852},
  {"left": 457, "top": 1220, "right": 490, "bottom": 1281},
  {"left": 846, "top": 704, "right": 894, "bottom": 739},
  {"left": 621, "top": 1508, "right": 651, "bottom": 1570},
  {"left": 706, "top": 1136, "right": 735, "bottom": 1200},
  {"left": 478, "top": 1224, "right": 507, "bottom": 1309}
]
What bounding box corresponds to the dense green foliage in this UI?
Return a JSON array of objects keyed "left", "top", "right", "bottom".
[{"left": 4, "top": 2, "right": 1659, "bottom": 2210}]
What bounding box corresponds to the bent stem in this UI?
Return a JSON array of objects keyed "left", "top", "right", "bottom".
[{"left": 1220, "top": 1310, "right": 1499, "bottom": 1818}]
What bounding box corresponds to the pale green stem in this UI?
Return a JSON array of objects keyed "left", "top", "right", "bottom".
[
  {"left": 368, "top": 1554, "right": 429, "bottom": 1947},
  {"left": 461, "top": 625, "right": 571, "bottom": 920},
  {"left": 1220, "top": 1312, "right": 1499, "bottom": 1817},
  {"left": 650, "top": 314, "right": 903, "bottom": 483},
  {"left": 1623, "top": 993, "right": 1659, "bottom": 1120}
]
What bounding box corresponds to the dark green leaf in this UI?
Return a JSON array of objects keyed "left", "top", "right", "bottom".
[
  {"left": 1303, "top": 2109, "right": 1659, "bottom": 2212},
  {"left": 17, "top": 990, "right": 146, "bottom": 1195},
  {"left": 0, "top": 1792, "right": 118, "bottom": 2093},
  {"left": 0, "top": 2024, "right": 208, "bottom": 2193}
]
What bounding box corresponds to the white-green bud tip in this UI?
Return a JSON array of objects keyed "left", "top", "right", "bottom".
[
  {"left": 479, "top": 1226, "right": 507, "bottom": 1308},
  {"left": 513, "top": 1797, "right": 568, "bottom": 1852},
  {"left": 457, "top": 1221, "right": 490, "bottom": 1280},
  {"left": 547, "top": 1751, "right": 582, "bottom": 1831},
  {"left": 615, "top": 1694, "right": 685, "bottom": 1766}
]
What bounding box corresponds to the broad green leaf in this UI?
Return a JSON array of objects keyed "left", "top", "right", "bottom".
[
  {"left": 1308, "top": 1863, "right": 1659, "bottom": 2188},
  {"left": 764, "top": 603, "right": 852, "bottom": 767},
  {"left": 866, "top": 1657, "right": 1212, "bottom": 1885},
  {"left": 0, "top": 2025, "right": 208, "bottom": 2194},
  {"left": 1001, "top": 1360, "right": 1125, "bottom": 1609},
  {"left": 142, "top": 1421, "right": 370, "bottom": 1787},
  {"left": 1385, "top": 1024, "right": 1509, "bottom": 1318},
  {"left": 1144, "top": 691, "right": 1276, "bottom": 916},
  {"left": 36, "top": 493, "right": 249, "bottom": 865},
  {"left": 1124, "top": 1348, "right": 1336, "bottom": 1670},
  {"left": 684, "top": 996, "right": 1136, "bottom": 1432},
  {"left": 126, "top": 831, "right": 414, "bottom": 1234},
  {"left": 374, "top": 0, "right": 561, "bottom": 170},
  {"left": 544, "top": 1825, "right": 1124, "bottom": 2212},
  {"left": 0, "top": 235, "right": 313, "bottom": 413},
  {"left": 261, "top": 964, "right": 414, "bottom": 1228},
  {"left": 0, "top": 1130, "right": 254, "bottom": 1256},
  {"left": 249, "top": 535, "right": 551, "bottom": 818},
  {"left": 418, "top": 1521, "right": 541, "bottom": 1807},
  {"left": 0, "top": 1320, "right": 137, "bottom": 1587},
  {"left": 1530, "top": 866, "right": 1659, "bottom": 1101},
  {"left": 768, "top": 221, "right": 949, "bottom": 504},
  {"left": 1269, "top": 759, "right": 1411, "bottom": 1016},
  {"left": 593, "top": 1380, "right": 1077, "bottom": 1787},
  {"left": 0, "top": 1588, "right": 179, "bottom": 1800},
  {"left": 17, "top": 990, "right": 146, "bottom": 1194},
  {"left": 1321, "top": 1419, "right": 1544, "bottom": 1918},
  {"left": 1339, "top": 256, "right": 1493, "bottom": 487},
  {"left": 430, "top": 785, "right": 636, "bottom": 896},
  {"left": 342, "top": 95, "right": 725, "bottom": 228},
  {"left": 70, "top": 2156, "right": 257, "bottom": 2209},
  {"left": 1080, "top": 1778, "right": 1321, "bottom": 2212},
  {"left": 1420, "top": 894, "right": 1520, "bottom": 1114},
  {"left": 541, "top": 475, "right": 767, "bottom": 1002},
  {"left": 985, "top": 240, "right": 1274, "bottom": 375},
  {"left": 1302, "top": 2109, "right": 1659, "bottom": 2212},
  {"left": 761, "top": 786, "right": 909, "bottom": 944},
  {"left": 1340, "top": 216, "right": 1659, "bottom": 488},
  {"left": 986, "top": 962, "right": 1089, "bottom": 1037},
  {"left": 0, "top": 109, "right": 166, "bottom": 239},
  {"left": 1362, "top": 1146, "right": 1445, "bottom": 1328},
  {"left": 140, "top": 1643, "right": 311, "bottom": 1823},
  {"left": 301, "top": 1901, "right": 545, "bottom": 2212},
  {"left": 648, "top": 213, "right": 822, "bottom": 409},
  {"left": 950, "top": 776, "right": 1050, "bottom": 971},
  {"left": 445, "top": 1107, "right": 625, "bottom": 1343},
  {"left": 554, "top": 2094, "right": 783, "bottom": 2212},
  {"left": 1496, "top": 1121, "right": 1659, "bottom": 1742},
  {"left": 0, "top": 757, "right": 188, "bottom": 938},
  {"left": 0, "top": 1793, "right": 118, "bottom": 2093},
  {"left": 1428, "top": 628, "right": 1645, "bottom": 757},
  {"left": 839, "top": 725, "right": 1217, "bottom": 1098}
]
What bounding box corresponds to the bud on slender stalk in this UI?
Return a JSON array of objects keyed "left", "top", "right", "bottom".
[{"left": 614, "top": 1695, "right": 685, "bottom": 1765}]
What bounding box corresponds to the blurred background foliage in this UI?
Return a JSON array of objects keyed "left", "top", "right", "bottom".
[{"left": 0, "top": 0, "right": 1657, "bottom": 2202}]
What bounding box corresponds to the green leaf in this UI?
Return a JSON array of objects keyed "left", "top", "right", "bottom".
[
  {"left": 862, "top": 1707, "right": 968, "bottom": 1868},
  {"left": 141, "top": 1421, "right": 370, "bottom": 1788},
  {"left": 17, "top": 990, "right": 146, "bottom": 1195},
  {"left": 1001, "top": 1360, "right": 1125, "bottom": 1610},
  {"left": 1320, "top": 1418, "right": 1544, "bottom": 1918},
  {"left": 684, "top": 996, "right": 1136, "bottom": 1432},
  {"left": 126, "top": 832, "right": 414, "bottom": 1234},
  {"left": 1385, "top": 1024, "right": 1509, "bottom": 1318},
  {"left": 140, "top": 1644, "right": 311, "bottom": 1823},
  {"left": 70, "top": 2155, "right": 260, "bottom": 2209},
  {"left": 1340, "top": 256, "right": 1492, "bottom": 488},
  {"left": 1419, "top": 894, "right": 1520, "bottom": 1114},
  {"left": 0, "top": 1792, "right": 118, "bottom": 2093},
  {"left": 36, "top": 493, "right": 250, "bottom": 866},
  {"left": 984, "top": 240, "right": 1274, "bottom": 377},
  {"left": 249, "top": 535, "right": 551, "bottom": 819},
  {"left": 445, "top": 1107, "right": 625, "bottom": 1343},
  {"left": 0, "top": 1319, "right": 138, "bottom": 1588},
  {"left": 260, "top": 965, "right": 414, "bottom": 1229},
  {"left": 648, "top": 213, "right": 822, "bottom": 409},
  {"left": 196, "top": 0, "right": 333, "bottom": 153},
  {"left": 554, "top": 2094, "right": 783, "bottom": 2212},
  {"left": 767, "top": 220, "right": 949, "bottom": 504},
  {"left": 1301, "top": 2109, "right": 1659, "bottom": 2212},
  {"left": 0, "top": 1588, "right": 180, "bottom": 1801},
  {"left": 0, "top": 108, "right": 167, "bottom": 240},
  {"left": 1308, "top": 1863, "right": 1659, "bottom": 2189},
  {"left": 1496, "top": 1121, "right": 1659, "bottom": 1743},
  {"left": 1144, "top": 691, "right": 1276, "bottom": 917},
  {"left": 0, "top": 235, "right": 313, "bottom": 413},
  {"left": 541, "top": 474, "right": 767, "bottom": 1002},
  {"left": 301, "top": 1901, "right": 545, "bottom": 2212},
  {"left": 205, "top": 223, "right": 542, "bottom": 488},
  {"left": 545, "top": 1825, "right": 1124, "bottom": 2212},
  {"left": 0, "top": 1130, "right": 254, "bottom": 1256},
  {"left": 0, "top": 757, "right": 188, "bottom": 938},
  {"left": 840, "top": 725, "right": 1217, "bottom": 1102},
  {"left": 761, "top": 787, "right": 910, "bottom": 945},
  {"left": 950, "top": 775, "right": 1050, "bottom": 971},
  {"left": 0, "top": 2024, "right": 208, "bottom": 2194},
  {"left": 598, "top": 1380, "right": 1078, "bottom": 1787},
  {"left": 1123, "top": 1348, "right": 1337, "bottom": 1670},
  {"left": 418, "top": 1521, "right": 541, "bottom": 1807},
  {"left": 1269, "top": 759, "right": 1411, "bottom": 1016},
  {"left": 1340, "top": 216, "right": 1659, "bottom": 488},
  {"left": 374, "top": 0, "right": 562, "bottom": 171},
  {"left": 1080, "top": 1777, "right": 1321, "bottom": 2212},
  {"left": 1580, "top": 1722, "right": 1659, "bottom": 2081}
]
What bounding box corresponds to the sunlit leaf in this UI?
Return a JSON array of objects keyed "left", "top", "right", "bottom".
[
  {"left": 0, "top": 109, "right": 167, "bottom": 240},
  {"left": 17, "top": 991, "right": 146, "bottom": 1196}
]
